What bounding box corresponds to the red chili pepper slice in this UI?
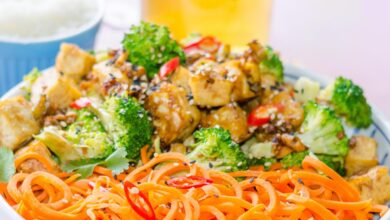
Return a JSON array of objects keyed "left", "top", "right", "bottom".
[
  {"left": 247, "top": 104, "right": 284, "bottom": 126},
  {"left": 159, "top": 57, "right": 180, "bottom": 78},
  {"left": 184, "top": 36, "right": 220, "bottom": 53},
  {"left": 123, "top": 181, "right": 156, "bottom": 220},
  {"left": 70, "top": 97, "right": 92, "bottom": 110},
  {"left": 166, "top": 175, "right": 213, "bottom": 189}
]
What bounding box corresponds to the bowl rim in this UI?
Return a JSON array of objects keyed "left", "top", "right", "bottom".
[
  {"left": 0, "top": 0, "right": 105, "bottom": 44},
  {"left": 1, "top": 64, "right": 390, "bottom": 219}
]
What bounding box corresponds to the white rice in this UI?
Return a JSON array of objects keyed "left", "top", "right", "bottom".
[{"left": 0, "top": 0, "right": 98, "bottom": 41}]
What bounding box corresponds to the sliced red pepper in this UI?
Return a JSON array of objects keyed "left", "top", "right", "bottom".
[
  {"left": 247, "top": 104, "right": 284, "bottom": 127},
  {"left": 70, "top": 97, "right": 92, "bottom": 110},
  {"left": 159, "top": 57, "right": 180, "bottom": 78},
  {"left": 184, "top": 36, "right": 220, "bottom": 53},
  {"left": 166, "top": 175, "right": 213, "bottom": 189},
  {"left": 124, "top": 181, "right": 156, "bottom": 220}
]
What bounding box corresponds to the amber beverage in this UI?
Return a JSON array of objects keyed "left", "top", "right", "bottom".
[{"left": 141, "top": 0, "right": 272, "bottom": 46}]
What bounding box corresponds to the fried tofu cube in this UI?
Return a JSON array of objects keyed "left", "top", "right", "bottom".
[
  {"left": 91, "top": 60, "right": 131, "bottom": 95},
  {"left": 146, "top": 83, "right": 201, "bottom": 145},
  {"left": 55, "top": 43, "right": 96, "bottom": 80},
  {"left": 169, "top": 66, "right": 191, "bottom": 93},
  {"left": 345, "top": 135, "right": 378, "bottom": 176},
  {"left": 0, "top": 97, "right": 40, "bottom": 149},
  {"left": 349, "top": 166, "right": 390, "bottom": 204},
  {"left": 189, "top": 73, "right": 233, "bottom": 107},
  {"left": 46, "top": 77, "right": 81, "bottom": 110},
  {"left": 201, "top": 104, "right": 250, "bottom": 143},
  {"left": 222, "top": 60, "right": 255, "bottom": 102},
  {"left": 30, "top": 69, "right": 81, "bottom": 110}
]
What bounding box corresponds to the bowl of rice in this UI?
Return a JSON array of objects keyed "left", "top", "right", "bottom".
[{"left": 0, "top": 0, "right": 105, "bottom": 95}]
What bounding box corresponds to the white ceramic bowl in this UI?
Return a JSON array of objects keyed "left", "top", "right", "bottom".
[{"left": 1, "top": 64, "right": 390, "bottom": 219}]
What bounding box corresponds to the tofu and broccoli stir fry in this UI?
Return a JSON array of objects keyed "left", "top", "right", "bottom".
[{"left": 0, "top": 22, "right": 389, "bottom": 219}]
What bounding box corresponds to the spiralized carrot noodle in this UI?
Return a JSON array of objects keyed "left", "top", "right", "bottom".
[{"left": 3, "top": 154, "right": 388, "bottom": 219}]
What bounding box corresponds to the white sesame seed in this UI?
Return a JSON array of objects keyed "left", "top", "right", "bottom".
[{"left": 130, "top": 187, "right": 139, "bottom": 194}]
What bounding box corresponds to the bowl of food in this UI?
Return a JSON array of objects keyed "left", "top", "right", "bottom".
[
  {"left": 1, "top": 22, "right": 389, "bottom": 219},
  {"left": 0, "top": 0, "right": 105, "bottom": 95}
]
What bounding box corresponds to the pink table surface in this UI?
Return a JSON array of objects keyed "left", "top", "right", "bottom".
[{"left": 96, "top": 0, "right": 390, "bottom": 118}]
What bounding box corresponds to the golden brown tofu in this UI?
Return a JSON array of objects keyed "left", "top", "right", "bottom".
[
  {"left": 242, "top": 60, "right": 261, "bottom": 84},
  {"left": 222, "top": 60, "right": 255, "bottom": 102},
  {"left": 169, "top": 66, "right": 191, "bottom": 93},
  {"left": 55, "top": 43, "right": 96, "bottom": 80},
  {"left": 46, "top": 77, "right": 81, "bottom": 110},
  {"left": 349, "top": 166, "right": 390, "bottom": 204},
  {"left": 189, "top": 58, "right": 233, "bottom": 107},
  {"left": 0, "top": 97, "right": 40, "bottom": 149},
  {"left": 30, "top": 69, "right": 81, "bottom": 110},
  {"left": 201, "top": 104, "right": 250, "bottom": 143},
  {"left": 268, "top": 91, "right": 304, "bottom": 128},
  {"left": 91, "top": 60, "right": 132, "bottom": 95},
  {"left": 345, "top": 135, "right": 378, "bottom": 176},
  {"left": 189, "top": 73, "right": 233, "bottom": 107},
  {"left": 146, "top": 83, "right": 201, "bottom": 145},
  {"left": 14, "top": 140, "right": 59, "bottom": 173}
]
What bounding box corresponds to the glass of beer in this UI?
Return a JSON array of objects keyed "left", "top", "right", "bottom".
[{"left": 141, "top": 0, "right": 272, "bottom": 46}]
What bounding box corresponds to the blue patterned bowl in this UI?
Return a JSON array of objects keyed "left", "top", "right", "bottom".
[
  {"left": 1, "top": 64, "right": 389, "bottom": 219},
  {"left": 0, "top": 0, "right": 105, "bottom": 96}
]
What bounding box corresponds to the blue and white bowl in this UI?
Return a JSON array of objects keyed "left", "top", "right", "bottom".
[
  {"left": 1, "top": 64, "right": 389, "bottom": 219},
  {"left": 0, "top": 0, "right": 105, "bottom": 95}
]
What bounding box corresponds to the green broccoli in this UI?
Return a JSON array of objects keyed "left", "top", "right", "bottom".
[
  {"left": 297, "top": 101, "right": 349, "bottom": 156},
  {"left": 319, "top": 77, "right": 372, "bottom": 128},
  {"left": 36, "top": 110, "right": 114, "bottom": 163},
  {"left": 280, "top": 150, "right": 310, "bottom": 168},
  {"left": 241, "top": 138, "right": 275, "bottom": 160},
  {"left": 36, "top": 109, "right": 130, "bottom": 178},
  {"left": 280, "top": 150, "right": 345, "bottom": 175},
  {"left": 259, "top": 46, "right": 284, "bottom": 82},
  {"left": 187, "top": 128, "right": 248, "bottom": 172},
  {"left": 122, "top": 22, "right": 185, "bottom": 78},
  {"left": 315, "top": 154, "right": 345, "bottom": 176},
  {"left": 92, "top": 95, "right": 153, "bottom": 161}
]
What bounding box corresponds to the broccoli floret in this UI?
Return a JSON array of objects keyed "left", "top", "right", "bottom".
[
  {"left": 280, "top": 150, "right": 345, "bottom": 175},
  {"left": 187, "top": 128, "right": 248, "bottom": 172},
  {"left": 280, "top": 150, "right": 310, "bottom": 168},
  {"left": 241, "top": 138, "right": 275, "bottom": 160},
  {"left": 65, "top": 109, "right": 114, "bottom": 159},
  {"left": 36, "top": 110, "right": 114, "bottom": 164},
  {"left": 36, "top": 109, "right": 131, "bottom": 178},
  {"left": 294, "top": 77, "right": 321, "bottom": 103},
  {"left": 259, "top": 46, "right": 284, "bottom": 82},
  {"left": 122, "top": 22, "right": 185, "bottom": 78},
  {"left": 92, "top": 95, "right": 153, "bottom": 161},
  {"left": 297, "top": 101, "right": 349, "bottom": 156},
  {"left": 319, "top": 77, "right": 372, "bottom": 128},
  {"left": 316, "top": 154, "right": 345, "bottom": 176}
]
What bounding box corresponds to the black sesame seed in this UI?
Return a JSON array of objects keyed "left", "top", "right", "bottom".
[
  {"left": 131, "top": 64, "right": 139, "bottom": 71},
  {"left": 208, "top": 162, "right": 213, "bottom": 168},
  {"left": 190, "top": 160, "right": 196, "bottom": 164}
]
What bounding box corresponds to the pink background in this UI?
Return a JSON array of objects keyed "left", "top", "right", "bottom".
[{"left": 96, "top": 0, "right": 390, "bottom": 117}]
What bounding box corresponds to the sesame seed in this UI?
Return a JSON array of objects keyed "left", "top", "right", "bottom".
[{"left": 130, "top": 187, "right": 139, "bottom": 194}]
